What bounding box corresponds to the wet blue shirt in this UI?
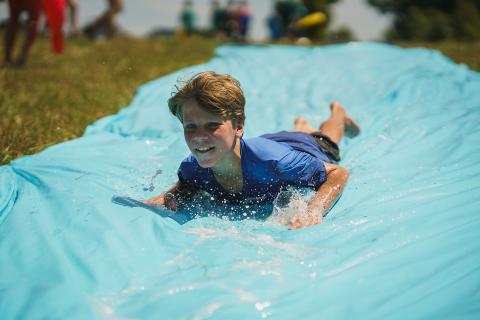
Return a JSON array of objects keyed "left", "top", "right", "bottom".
[{"left": 177, "top": 131, "right": 331, "bottom": 204}]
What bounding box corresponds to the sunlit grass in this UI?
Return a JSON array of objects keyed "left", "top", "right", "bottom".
[
  {"left": 0, "top": 34, "right": 219, "bottom": 164},
  {"left": 397, "top": 41, "right": 480, "bottom": 71}
]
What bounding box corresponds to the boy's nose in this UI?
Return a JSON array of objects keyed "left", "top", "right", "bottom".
[{"left": 191, "top": 134, "right": 209, "bottom": 143}]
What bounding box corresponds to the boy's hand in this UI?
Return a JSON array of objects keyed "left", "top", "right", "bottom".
[
  {"left": 143, "top": 179, "right": 186, "bottom": 211},
  {"left": 142, "top": 196, "right": 165, "bottom": 207},
  {"left": 288, "top": 162, "right": 348, "bottom": 230},
  {"left": 288, "top": 210, "right": 323, "bottom": 230},
  {"left": 143, "top": 192, "right": 178, "bottom": 211}
]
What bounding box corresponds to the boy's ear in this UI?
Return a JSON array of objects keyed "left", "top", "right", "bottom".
[{"left": 235, "top": 120, "right": 244, "bottom": 138}]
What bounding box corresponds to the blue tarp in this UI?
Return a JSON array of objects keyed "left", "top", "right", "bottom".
[{"left": 1, "top": 43, "right": 480, "bottom": 319}]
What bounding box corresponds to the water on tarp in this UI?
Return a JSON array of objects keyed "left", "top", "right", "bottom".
[
  {"left": 175, "top": 188, "right": 313, "bottom": 225},
  {"left": 142, "top": 168, "right": 163, "bottom": 192},
  {"left": 179, "top": 191, "right": 275, "bottom": 222},
  {"left": 135, "top": 166, "right": 314, "bottom": 226}
]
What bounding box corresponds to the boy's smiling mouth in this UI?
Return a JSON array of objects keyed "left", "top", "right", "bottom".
[{"left": 195, "top": 146, "right": 215, "bottom": 153}]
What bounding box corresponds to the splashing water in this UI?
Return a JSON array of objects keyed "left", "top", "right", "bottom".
[
  {"left": 143, "top": 168, "right": 162, "bottom": 192},
  {"left": 268, "top": 188, "right": 312, "bottom": 226}
]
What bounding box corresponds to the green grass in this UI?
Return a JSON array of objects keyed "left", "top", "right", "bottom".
[
  {"left": 397, "top": 41, "right": 480, "bottom": 71},
  {"left": 0, "top": 35, "right": 219, "bottom": 165},
  {"left": 1, "top": 36, "right": 479, "bottom": 165}
]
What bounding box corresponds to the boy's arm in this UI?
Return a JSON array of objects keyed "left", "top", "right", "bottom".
[
  {"left": 143, "top": 180, "right": 193, "bottom": 211},
  {"left": 289, "top": 162, "right": 349, "bottom": 230}
]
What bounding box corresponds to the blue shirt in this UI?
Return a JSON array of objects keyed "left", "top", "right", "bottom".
[{"left": 177, "top": 131, "right": 331, "bottom": 204}]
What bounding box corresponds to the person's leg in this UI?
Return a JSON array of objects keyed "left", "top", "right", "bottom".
[
  {"left": 67, "top": 0, "right": 80, "bottom": 36},
  {"left": 4, "top": 0, "right": 21, "bottom": 65},
  {"left": 317, "top": 102, "right": 347, "bottom": 144},
  {"left": 110, "top": 0, "right": 124, "bottom": 13},
  {"left": 16, "top": 0, "right": 41, "bottom": 66},
  {"left": 292, "top": 116, "right": 316, "bottom": 134},
  {"left": 292, "top": 102, "right": 360, "bottom": 145},
  {"left": 84, "top": 0, "right": 111, "bottom": 39},
  {"left": 85, "top": 0, "right": 123, "bottom": 39},
  {"left": 318, "top": 102, "right": 360, "bottom": 144},
  {"left": 106, "top": 0, "right": 123, "bottom": 37}
]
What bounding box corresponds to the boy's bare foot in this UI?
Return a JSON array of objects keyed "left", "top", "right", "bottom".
[
  {"left": 292, "top": 116, "right": 316, "bottom": 134},
  {"left": 330, "top": 102, "right": 360, "bottom": 138}
]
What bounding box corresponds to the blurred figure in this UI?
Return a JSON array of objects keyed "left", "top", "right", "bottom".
[
  {"left": 41, "top": 0, "right": 66, "bottom": 54},
  {"left": 238, "top": 0, "right": 252, "bottom": 42},
  {"left": 66, "top": 0, "right": 80, "bottom": 37},
  {"left": 180, "top": 0, "right": 196, "bottom": 36},
  {"left": 3, "top": 0, "right": 42, "bottom": 66},
  {"left": 211, "top": 0, "right": 227, "bottom": 38},
  {"left": 276, "top": 0, "right": 307, "bottom": 38},
  {"left": 275, "top": 0, "right": 295, "bottom": 38},
  {"left": 83, "top": 0, "right": 124, "bottom": 40},
  {"left": 225, "top": 0, "right": 239, "bottom": 40},
  {"left": 267, "top": 2, "right": 282, "bottom": 41}
]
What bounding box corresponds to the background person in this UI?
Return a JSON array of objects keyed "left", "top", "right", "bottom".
[
  {"left": 66, "top": 0, "right": 79, "bottom": 37},
  {"left": 211, "top": 0, "right": 227, "bottom": 38},
  {"left": 180, "top": 0, "right": 196, "bottom": 36},
  {"left": 225, "top": 0, "right": 239, "bottom": 40},
  {"left": 3, "top": 0, "right": 42, "bottom": 66},
  {"left": 238, "top": 0, "right": 252, "bottom": 42},
  {"left": 83, "top": 0, "right": 123, "bottom": 40},
  {"left": 41, "top": 0, "right": 66, "bottom": 54}
]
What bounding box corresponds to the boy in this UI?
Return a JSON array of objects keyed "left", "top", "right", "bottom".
[{"left": 144, "top": 71, "right": 360, "bottom": 229}]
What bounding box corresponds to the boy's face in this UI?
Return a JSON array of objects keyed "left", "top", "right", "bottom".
[{"left": 182, "top": 98, "right": 243, "bottom": 168}]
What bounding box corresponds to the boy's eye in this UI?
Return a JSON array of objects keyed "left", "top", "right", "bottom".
[
  {"left": 206, "top": 123, "right": 221, "bottom": 130},
  {"left": 184, "top": 124, "right": 196, "bottom": 130}
]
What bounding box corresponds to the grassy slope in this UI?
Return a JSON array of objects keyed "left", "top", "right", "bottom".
[
  {"left": 1, "top": 36, "right": 479, "bottom": 165},
  {"left": 397, "top": 41, "right": 480, "bottom": 72},
  {"left": 0, "top": 35, "right": 219, "bottom": 164}
]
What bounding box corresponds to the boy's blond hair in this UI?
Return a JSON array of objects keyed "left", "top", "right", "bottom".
[{"left": 168, "top": 71, "right": 246, "bottom": 124}]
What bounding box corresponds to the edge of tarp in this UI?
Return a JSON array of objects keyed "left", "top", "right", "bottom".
[{"left": 0, "top": 166, "right": 18, "bottom": 225}]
